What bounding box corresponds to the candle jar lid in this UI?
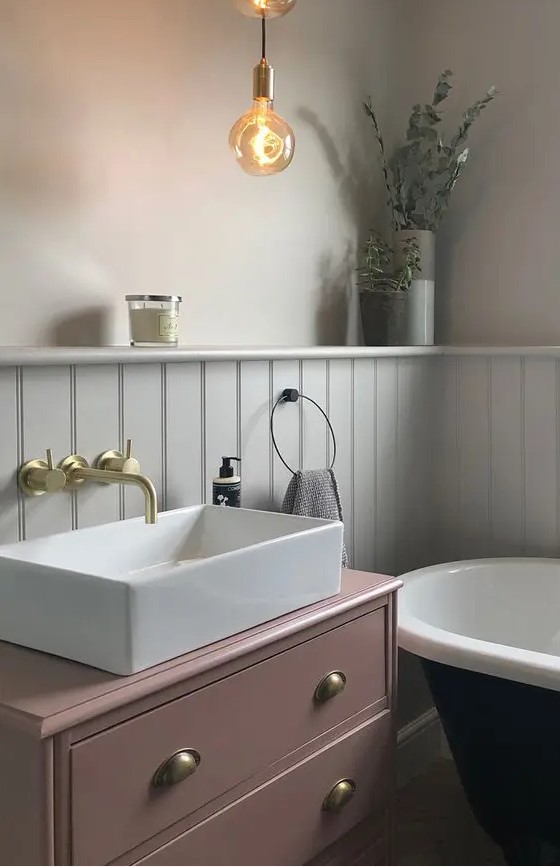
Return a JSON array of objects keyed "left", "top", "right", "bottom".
[{"left": 125, "top": 295, "right": 182, "bottom": 303}]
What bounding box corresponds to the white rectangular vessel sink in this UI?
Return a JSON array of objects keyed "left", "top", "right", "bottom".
[{"left": 0, "top": 505, "right": 343, "bottom": 674}]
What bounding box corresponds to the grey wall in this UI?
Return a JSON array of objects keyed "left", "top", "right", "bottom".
[
  {"left": 0, "top": 0, "right": 396, "bottom": 347},
  {"left": 391, "top": 0, "right": 560, "bottom": 345}
]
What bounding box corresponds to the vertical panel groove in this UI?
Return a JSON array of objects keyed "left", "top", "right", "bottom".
[
  {"left": 487, "top": 358, "right": 493, "bottom": 547},
  {"left": 325, "top": 360, "right": 331, "bottom": 464},
  {"left": 456, "top": 358, "right": 462, "bottom": 556},
  {"left": 117, "top": 364, "right": 125, "bottom": 521},
  {"left": 236, "top": 362, "right": 242, "bottom": 460},
  {"left": 161, "top": 363, "right": 168, "bottom": 512},
  {"left": 269, "top": 361, "right": 274, "bottom": 506},
  {"left": 372, "top": 360, "right": 378, "bottom": 571},
  {"left": 16, "top": 367, "right": 25, "bottom": 541},
  {"left": 520, "top": 357, "right": 526, "bottom": 551},
  {"left": 298, "top": 359, "right": 303, "bottom": 472},
  {"left": 70, "top": 365, "right": 78, "bottom": 530},
  {"left": 393, "top": 360, "right": 399, "bottom": 572},
  {"left": 350, "top": 358, "right": 356, "bottom": 567},
  {"left": 200, "top": 362, "right": 207, "bottom": 504},
  {"left": 557, "top": 360, "right": 560, "bottom": 549}
]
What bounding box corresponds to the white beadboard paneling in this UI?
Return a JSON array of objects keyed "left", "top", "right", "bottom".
[
  {"left": 165, "top": 362, "right": 204, "bottom": 509},
  {"left": 328, "top": 360, "right": 354, "bottom": 566},
  {"left": 7, "top": 349, "right": 560, "bottom": 597},
  {"left": 524, "top": 358, "right": 558, "bottom": 554},
  {"left": 395, "top": 358, "right": 435, "bottom": 574},
  {"left": 434, "top": 357, "right": 460, "bottom": 563},
  {"left": 490, "top": 357, "right": 524, "bottom": 556},
  {"left": 458, "top": 357, "right": 492, "bottom": 559},
  {"left": 352, "top": 359, "right": 376, "bottom": 572},
  {"left": 21, "top": 366, "right": 73, "bottom": 539},
  {"left": 204, "top": 362, "right": 239, "bottom": 504},
  {"left": 74, "top": 365, "right": 120, "bottom": 529},
  {"left": 271, "top": 360, "right": 301, "bottom": 508},
  {"left": 0, "top": 368, "right": 19, "bottom": 543},
  {"left": 122, "top": 364, "right": 163, "bottom": 519},
  {"left": 239, "top": 361, "right": 272, "bottom": 511},
  {"left": 375, "top": 358, "right": 398, "bottom": 576},
  {"left": 301, "top": 360, "right": 329, "bottom": 472}
]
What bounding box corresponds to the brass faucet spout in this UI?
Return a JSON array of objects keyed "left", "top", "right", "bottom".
[{"left": 73, "top": 467, "right": 158, "bottom": 524}]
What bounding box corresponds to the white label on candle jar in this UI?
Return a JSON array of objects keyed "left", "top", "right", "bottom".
[{"left": 158, "top": 314, "right": 179, "bottom": 339}]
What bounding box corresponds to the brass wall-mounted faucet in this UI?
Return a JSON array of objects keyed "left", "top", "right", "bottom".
[
  {"left": 19, "top": 439, "right": 158, "bottom": 524},
  {"left": 19, "top": 448, "right": 66, "bottom": 497}
]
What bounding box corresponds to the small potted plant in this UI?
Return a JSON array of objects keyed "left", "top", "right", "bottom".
[
  {"left": 363, "top": 70, "right": 497, "bottom": 344},
  {"left": 357, "top": 232, "right": 420, "bottom": 346}
]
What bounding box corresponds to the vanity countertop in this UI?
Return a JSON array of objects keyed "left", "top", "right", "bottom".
[{"left": 0, "top": 569, "right": 400, "bottom": 738}]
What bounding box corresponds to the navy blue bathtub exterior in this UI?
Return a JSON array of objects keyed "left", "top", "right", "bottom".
[{"left": 422, "top": 659, "right": 560, "bottom": 866}]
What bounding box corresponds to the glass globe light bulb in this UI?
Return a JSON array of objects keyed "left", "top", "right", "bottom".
[
  {"left": 229, "top": 98, "right": 295, "bottom": 176},
  {"left": 235, "top": 0, "right": 297, "bottom": 18},
  {"left": 230, "top": 60, "right": 295, "bottom": 176}
]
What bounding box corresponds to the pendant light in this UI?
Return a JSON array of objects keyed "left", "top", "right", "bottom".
[
  {"left": 230, "top": 10, "right": 295, "bottom": 175},
  {"left": 235, "top": 0, "right": 297, "bottom": 18}
]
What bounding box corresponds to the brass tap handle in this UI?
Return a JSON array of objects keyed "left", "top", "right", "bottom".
[
  {"left": 314, "top": 671, "right": 347, "bottom": 704},
  {"left": 19, "top": 449, "right": 67, "bottom": 497},
  {"left": 96, "top": 438, "right": 140, "bottom": 475},
  {"left": 322, "top": 779, "right": 356, "bottom": 813},
  {"left": 152, "top": 749, "right": 201, "bottom": 789}
]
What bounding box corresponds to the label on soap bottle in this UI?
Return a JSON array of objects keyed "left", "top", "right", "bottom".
[{"left": 212, "top": 481, "right": 241, "bottom": 508}]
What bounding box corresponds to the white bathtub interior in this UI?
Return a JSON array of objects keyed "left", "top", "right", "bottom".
[{"left": 399, "top": 558, "right": 560, "bottom": 691}]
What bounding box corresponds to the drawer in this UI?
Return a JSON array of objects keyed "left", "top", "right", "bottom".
[
  {"left": 136, "top": 713, "right": 392, "bottom": 866},
  {"left": 309, "top": 815, "right": 389, "bottom": 865},
  {"left": 71, "top": 608, "right": 387, "bottom": 865}
]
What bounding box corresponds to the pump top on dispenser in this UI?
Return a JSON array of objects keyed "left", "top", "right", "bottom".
[{"left": 212, "top": 457, "right": 241, "bottom": 508}]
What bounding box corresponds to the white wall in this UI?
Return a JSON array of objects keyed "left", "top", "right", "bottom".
[
  {"left": 0, "top": 0, "right": 394, "bottom": 347},
  {"left": 391, "top": 0, "right": 560, "bottom": 345}
]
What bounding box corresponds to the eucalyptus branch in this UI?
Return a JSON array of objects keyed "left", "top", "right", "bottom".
[
  {"left": 363, "top": 99, "right": 399, "bottom": 230},
  {"left": 364, "top": 71, "right": 497, "bottom": 232}
]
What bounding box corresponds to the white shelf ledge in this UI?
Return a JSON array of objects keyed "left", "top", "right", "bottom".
[{"left": 0, "top": 345, "right": 558, "bottom": 366}]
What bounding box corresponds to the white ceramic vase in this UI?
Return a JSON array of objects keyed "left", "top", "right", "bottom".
[{"left": 395, "top": 229, "right": 435, "bottom": 346}]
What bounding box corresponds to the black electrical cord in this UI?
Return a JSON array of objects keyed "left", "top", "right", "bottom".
[{"left": 261, "top": 14, "right": 267, "bottom": 60}]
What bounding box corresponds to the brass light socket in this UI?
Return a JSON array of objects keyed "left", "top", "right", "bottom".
[{"left": 253, "top": 59, "right": 274, "bottom": 100}]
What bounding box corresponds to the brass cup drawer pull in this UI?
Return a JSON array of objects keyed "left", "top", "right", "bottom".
[
  {"left": 322, "top": 778, "right": 356, "bottom": 813},
  {"left": 314, "top": 670, "right": 347, "bottom": 704},
  {"left": 152, "top": 749, "right": 201, "bottom": 788}
]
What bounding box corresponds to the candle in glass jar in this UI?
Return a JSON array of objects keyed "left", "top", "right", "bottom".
[{"left": 126, "top": 295, "right": 182, "bottom": 347}]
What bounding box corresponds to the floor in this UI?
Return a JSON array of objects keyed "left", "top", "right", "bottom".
[{"left": 396, "top": 759, "right": 506, "bottom": 866}]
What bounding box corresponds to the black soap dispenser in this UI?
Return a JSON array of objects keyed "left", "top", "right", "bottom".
[{"left": 212, "top": 457, "right": 242, "bottom": 508}]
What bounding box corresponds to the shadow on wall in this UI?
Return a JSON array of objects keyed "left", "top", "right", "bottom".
[
  {"left": 435, "top": 122, "right": 503, "bottom": 341},
  {"left": 314, "top": 251, "right": 354, "bottom": 344},
  {"left": 298, "top": 105, "right": 381, "bottom": 346},
  {"left": 49, "top": 307, "right": 112, "bottom": 346}
]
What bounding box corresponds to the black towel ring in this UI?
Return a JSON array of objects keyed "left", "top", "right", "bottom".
[{"left": 270, "top": 388, "right": 337, "bottom": 475}]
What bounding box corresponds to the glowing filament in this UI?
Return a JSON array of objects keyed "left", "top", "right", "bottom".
[{"left": 250, "top": 113, "right": 284, "bottom": 166}]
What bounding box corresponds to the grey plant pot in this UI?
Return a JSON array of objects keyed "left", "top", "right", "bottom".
[{"left": 359, "top": 289, "right": 408, "bottom": 346}]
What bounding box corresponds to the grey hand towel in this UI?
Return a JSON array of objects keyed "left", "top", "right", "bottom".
[{"left": 281, "top": 469, "right": 348, "bottom": 567}]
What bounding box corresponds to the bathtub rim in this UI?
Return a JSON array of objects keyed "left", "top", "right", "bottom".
[{"left": 398, "top": 557, "right": 560, "bottom": 693}]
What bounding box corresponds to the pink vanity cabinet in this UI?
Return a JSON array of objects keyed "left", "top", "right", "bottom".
[{"left": 0, "top": 569, "right": 401, "bottom": 866}]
